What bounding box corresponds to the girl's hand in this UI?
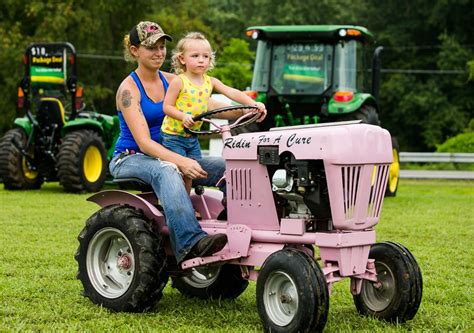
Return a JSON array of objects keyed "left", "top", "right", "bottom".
[
  {"left": 251, "top": 102, "right": 267, "bottom": 122},
  {"left": 182, "top": 114, "right": 195, "bottom": 128}
]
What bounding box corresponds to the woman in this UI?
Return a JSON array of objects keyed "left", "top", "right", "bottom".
[{"left": 110, "top": 21, "right": 266, "bottom": 264}]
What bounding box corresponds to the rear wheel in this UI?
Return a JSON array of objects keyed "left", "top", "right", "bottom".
[
  {"left": 256, "top": 248, "right": 329, "bottom": 332},
  {"left": 353, "top": 242, "right": 422, "bottom": 323},
  {"left": 57, "top": 129, "right": 107, "bottom": 192},
  {"left": 385, "top": 137, "right": 400, "bottom": 197},
  {"left": 172, "top": 264, "right": 248, "bottom": 300},
  {"left": 0, "top": 128, "right": 43, "bottom": 189},
  {"left": 333, "top": 104, "right": 380, "bottom": 125},
  {"left": 75, "top": 204, "right": 168, "bottom": 312}
]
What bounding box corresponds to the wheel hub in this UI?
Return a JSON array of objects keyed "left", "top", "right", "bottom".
[
  {"left": 361, "top": 262, "right": 395, "bottom": 312},
  {"left": 83, "top": 145, "right": 102, "bottom": 182},
  {"left": 280, "top": 294, "right": 293, "bottom": 304},
  {"left": 264, "top": 271, "right": 299, "bottom": 326},
  {"left": 86, "top": 228, "right": 135, "bottom": 298},
  {"left": 117, "top": 254, "right": 132, "bottom": 271},
  {"left": 22, "top": 155, "right": 38, "bottom": 180}
]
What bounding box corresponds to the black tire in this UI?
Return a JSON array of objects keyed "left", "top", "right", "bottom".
[
  {"left": 75, "top": 204, "right": 169, "bottom": 312},
  {"left": 256, "top": 248, "right": 329, "bottom": 332},
  {"left": 0, "top": 128, "right": 43, "bottom": 190},
  {"left": 57, "top": 129, "right": 107, "bottom": 192},
  {"left": 172, "top": 264, "right": 248, "bottom": 300},
  {"left": 333, "top": 104, "right": 381, "bottom": 126},
  {"left": 353, "top": 241, "right": 422, "bottom": 323},
  {"left": 385, "top": 137, "right": 400, "bottom": 197}
]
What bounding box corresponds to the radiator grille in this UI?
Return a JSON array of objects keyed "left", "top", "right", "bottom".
[
  {"left": 230, "top": 168, "right": 252, "bottom": 201},
  {"left": 340, "top": 164, "right": 390, "bottom": 221},
  {"left": 341, "top": 166, "right": 362, "bottom": 219},
  {"left": 367, "top": 164, "right": 390, "bottom": 218}
]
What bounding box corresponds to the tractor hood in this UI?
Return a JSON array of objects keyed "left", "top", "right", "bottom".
[{"left": 223, "top": 122, "right": 392, "bottom": 164}]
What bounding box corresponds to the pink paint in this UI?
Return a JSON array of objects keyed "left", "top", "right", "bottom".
[{"left": 89, "top": 122, "right": 393, "bottom": 293}]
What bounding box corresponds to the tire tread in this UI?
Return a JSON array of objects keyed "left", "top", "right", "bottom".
[{"left": 76, "top": 204, "right": 168, "bottom": 312}]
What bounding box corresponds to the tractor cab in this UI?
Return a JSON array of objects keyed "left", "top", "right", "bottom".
[
  {"left": 19, "top": 43, "right": 83, "bottom": 124},
  {"left": 246, "top": 25, "right": 381, "bottom": 129}
]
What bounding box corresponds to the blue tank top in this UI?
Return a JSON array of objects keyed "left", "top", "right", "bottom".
[{"left": 114, "top": 71, "right": 169, "bottom": 156}]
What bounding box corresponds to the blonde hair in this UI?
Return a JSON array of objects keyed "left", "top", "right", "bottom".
[
  {"left": 122, "top": 34, "right": 136, "bottom": 63},
  {"left": 171, "top": 32, "right": 215, "bottom": 74}
]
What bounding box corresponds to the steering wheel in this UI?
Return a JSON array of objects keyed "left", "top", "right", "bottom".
[{"left": 184, "top": 105, "right": 260, "bottom": 135}]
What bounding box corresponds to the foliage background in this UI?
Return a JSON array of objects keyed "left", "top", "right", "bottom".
[{"left": 0, "top": 0, "right": 473, "bottom": 151}]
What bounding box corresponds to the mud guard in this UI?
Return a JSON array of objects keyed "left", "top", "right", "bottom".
[
  {"left": 190, "top": 188, "right": 225, "bottom": 220},
  {"left": 87, "top": 190, "right": 165, "bottom": 225},
  {"left": 13, "top": 117, "right": 33, "bottom": 136},
  {"left": 328, "top": 93, "right": 376, "bottom": 114},
  {"left": 62, "top": 118, "right": 104, "bottom": 136}
]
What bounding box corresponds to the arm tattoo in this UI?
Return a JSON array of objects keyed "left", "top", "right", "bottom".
[{"left": 121, "top": 89, "right": 132, "bottom": 108}]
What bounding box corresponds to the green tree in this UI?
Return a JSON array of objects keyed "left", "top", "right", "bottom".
[
  {"left": 357, "top": 0, "right": 473, "bottom": 151},
  {"left": 211, "top": 38, "right": 254, "bottom": 90},
  {"left": 1, "top": 0, "right": 472, "bottom": 153}
]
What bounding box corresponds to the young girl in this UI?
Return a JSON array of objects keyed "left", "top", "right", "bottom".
[{"left": 162, "top": 32, "right": 265, "bottom": 192}]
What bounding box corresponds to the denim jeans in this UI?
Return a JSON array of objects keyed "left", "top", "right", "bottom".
[
  {"left": 109, "top": 153, "right": 225, "bottom": 263},
  {"left": 161, "top": 133, "right": 201, "bottom": 160}
]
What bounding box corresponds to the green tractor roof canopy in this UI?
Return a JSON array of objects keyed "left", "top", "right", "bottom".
[{"left": 246, "top": 25, "right": 374, "bottom": 43}]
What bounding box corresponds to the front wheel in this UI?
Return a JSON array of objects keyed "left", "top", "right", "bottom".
[
  {"left": 172, "top": 264, "right": 248, "bottom": 300},
  {"left": 75, "top": 204, "right": 168, "bottom": 312},
  {"left": 353, "top": 241, "right": 422, "bottom": 323},
  {"left": 256, "top": 248, "right": 329, "bottom": 332},
  {"left": 0, "top": 128, "right": 43, "bottom": 190},
  {"left": 57, "top": 130, "right": 107, "bottom": 192}
]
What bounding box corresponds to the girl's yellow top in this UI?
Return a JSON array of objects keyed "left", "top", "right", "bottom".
[{"left": 161, "top": 74, "right": 212, "bottom": 137}]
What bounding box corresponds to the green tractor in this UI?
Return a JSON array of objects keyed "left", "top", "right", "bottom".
[
  {"left": 241, "top": 25, "right": 400, "bottom": 196},
  {"left": 0, "top": 42, "right": 119, "bottom": 192}
]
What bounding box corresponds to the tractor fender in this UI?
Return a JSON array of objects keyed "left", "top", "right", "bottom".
[
  {"left": 87, "top": 190, "right": 165, "bottom": 226},
  {"left": 13, "top": 117, "right": 33, "bottom": 136},
  {"left": 328, "top": 93, "right": 377, "bottom": 115},
  {"left": 62, "top": 118, "right": 104, "bottom": 136},
  {"left": 190, "top": 188, "right": 225, "bottom": 219}
]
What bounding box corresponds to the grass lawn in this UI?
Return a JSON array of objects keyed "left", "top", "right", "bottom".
[{"left": 0, "top": 179, "right": 473, "bottom": 332}]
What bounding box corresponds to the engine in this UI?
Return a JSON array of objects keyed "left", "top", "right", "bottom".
[{"left": 260, "top": 148, "right": 332, "bottom": 231}]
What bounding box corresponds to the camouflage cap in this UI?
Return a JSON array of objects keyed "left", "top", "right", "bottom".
[{"left": 129, "top": 21, "right": 172, "bottom": 47}]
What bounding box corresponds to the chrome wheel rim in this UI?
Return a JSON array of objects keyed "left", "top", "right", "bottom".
[
  {"left": 182, "top": 266, "right": 221, "bottom": 288},
  {"left": 263, "top": 271, "right": 299, "bottom": 326},
  {"left": 86, "top": 228, "right": 135, "bottom": 298},
  {"left": 361, "top": 261, "right": 396, "bottom": 311}
]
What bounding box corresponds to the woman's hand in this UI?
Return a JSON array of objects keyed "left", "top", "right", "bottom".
[{"left": 178, "top": 157, "right": 208, "bottom": 179}]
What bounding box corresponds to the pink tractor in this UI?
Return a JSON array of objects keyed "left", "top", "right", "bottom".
[{"left": 75, "top": 106, "right": 422, "bottom": 332}]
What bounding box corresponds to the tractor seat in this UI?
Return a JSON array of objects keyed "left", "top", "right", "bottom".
[
  {"left": 36, "top": 98, "right": 66, "bottom": 132},
  {"left": 113, "top": 177, "right": 206, "bottom": 195},
  {"left": 113, "top": 177, "right": 153, "bottom": 192}
]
